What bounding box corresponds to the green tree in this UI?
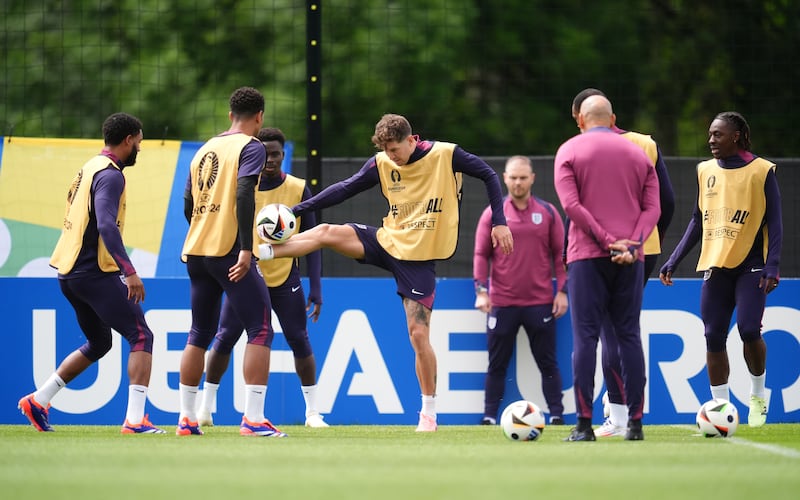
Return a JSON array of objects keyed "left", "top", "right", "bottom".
[{"left": 2, "top": 0, "right": 798, "bottom": 158}]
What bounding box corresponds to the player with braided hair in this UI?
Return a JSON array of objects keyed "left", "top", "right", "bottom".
[{"left": 659, "top": 111, "right": 782, "bottom": 428}]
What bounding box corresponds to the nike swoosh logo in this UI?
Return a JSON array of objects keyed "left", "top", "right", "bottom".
[
  {"left": 750, "top": 268, "right": 763, "bottom": 273},
  {"left": 543, "top": 316, "right": 553, "bottom": 323},
  {"left": 411, "top": 289, "right": 425, "bottom": 295},
  {"left": 291, "top": 286, "right": 301, "bottom": 292}
]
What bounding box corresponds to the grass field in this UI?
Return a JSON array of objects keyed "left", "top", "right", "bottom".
[{"left": 2, "top": 423, "right": 799, "bottom": 500}]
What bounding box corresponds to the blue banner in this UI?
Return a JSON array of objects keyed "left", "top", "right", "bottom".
[{"left": 1, "top": 277, "right": 798, "bottom": 427}]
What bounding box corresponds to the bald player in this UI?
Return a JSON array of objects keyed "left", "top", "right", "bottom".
[
  {"left": 554, "top": 95, "right": 660, "bottom": 441},
  {"left": 570, "top": 88, "right": 675, "bottom": 437}
]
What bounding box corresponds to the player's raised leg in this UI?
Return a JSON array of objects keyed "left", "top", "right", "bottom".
[{"left": 260, "top": 223, "right": 365, "bottom": 261}]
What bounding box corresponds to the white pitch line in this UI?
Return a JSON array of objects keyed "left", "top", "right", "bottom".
[
  {"left": 672, "top": 425, "right": 800, "bottom": 459},
  {"left": 726, "top": 437, "right": 800, "bottom": 459}
]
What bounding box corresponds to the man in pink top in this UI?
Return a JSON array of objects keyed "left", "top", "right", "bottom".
[
  {"left": 554, "top": 95, "right": 660, "bottom": 441},
  {"left": 474, "top": 155, "right": 568, "bottom": 426}
]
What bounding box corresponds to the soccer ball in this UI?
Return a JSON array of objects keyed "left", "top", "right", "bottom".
[
  {"left": 256, "top": 203, "right": 297, "bottom": 244},
  {"left": 696, "top": 398, "right": 739, "bottom": 438},
  {"left": 500, "top": 400, "right": 546, "bottom": 441}
]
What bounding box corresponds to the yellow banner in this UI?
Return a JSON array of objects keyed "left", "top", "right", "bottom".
[{"left": 0, "top": 137, "right": 181, "bottom": 254}]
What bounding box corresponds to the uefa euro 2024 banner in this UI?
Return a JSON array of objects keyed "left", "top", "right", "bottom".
[
  {"left": 0, "top": 277, "right": 798, "bottom": 426},
  {"left": 1, "top": 137, "right": 798, "bottom": 425}
]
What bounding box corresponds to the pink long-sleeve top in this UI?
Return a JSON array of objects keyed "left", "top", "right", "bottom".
[
  {"left": 473, "top": 195, "right": 567, "bottom": 307},
  {"left": 554, "top": 127, "right": 660, "bottom": 264}
]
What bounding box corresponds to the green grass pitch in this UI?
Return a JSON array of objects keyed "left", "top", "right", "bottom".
[{"left": 2, "top": 423, "right": 799, "bottom": 499}]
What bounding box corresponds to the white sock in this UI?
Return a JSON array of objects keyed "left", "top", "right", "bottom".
[
  {"left": 199, "top": 382, "right": 219, "bottom": 414},
  {"left": 710, "top": 383, "right": 730, "bottom": 401},
  {"left": 751, "top": 372, "right": 766, "bottom": 399},
  {"left": 125, "top": 385, "right": 147, "bottom": 424},
  {"left": 179, "top": 383, "right": 199, "bottom": 421},
  {"left": 244, "top": 384, "right": 267, "bottom": 422},
  {"left": 609, "top": 402, "right": 628, "bottom": 427},
  {"left": 258, "top": 243, "right": 274, "bottom": 260},
  {"left": 34, "top": 373, "right": 66, "bottom": 406},
  {"left": 421, "top": 394, "right": 436, "bottom": 417},
  {"left": 301, "top": 384, "right": 319, "bottom": 417}
]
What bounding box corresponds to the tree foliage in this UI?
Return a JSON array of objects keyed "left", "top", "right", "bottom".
[{"left": 2, "top": 0, "right": 798, "bottom": 157}]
